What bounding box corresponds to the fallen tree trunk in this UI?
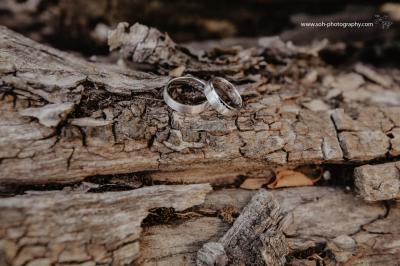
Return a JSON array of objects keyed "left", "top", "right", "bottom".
[
  {"left": 1, "top": 185, "right": 398, "bottom": 265},
  {"left": 0, "top": 23, "right": 400, "bottom": 266},
  {"left": 1, "top": 0, "right": 395, "bottom": 52},
  {"left": 1, "top": 25, "right": 400, "bottom": 185},
  {"left": 139, "top": 187, "right": 399, "bottom": 265},
  {"left": 0, "top": 184, "right": 211, "bottom": 265}
]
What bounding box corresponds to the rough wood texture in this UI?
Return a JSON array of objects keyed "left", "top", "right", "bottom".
[
  {"left": 1, "top": 0, "right": 394, "bottom": 52},
  {"left": 1, "top": 25, "right": 400, "bottom": 185},
  {"left": 197, "top": 189, "right": 288, "bottom": 266},
  {"left": 0, "top": 184, "right": 211, "bottom": 266},
  {"left": 139, "top": 187, "right": 399, "bottom": 265},
  {"left": 139, "top": 217, "right": 229, "bottom": 266},
  {"left": 332, "top": 108, "right": 400, "bottom": 160},
  {"left": 0, "top": 8, "right": 399, "bottom": 266},
  {"left": 197, "top": 242, "right": 228, "bottom": 266},
  {"left": 354, "top": 161, "right": 400, "bottom": 201}
]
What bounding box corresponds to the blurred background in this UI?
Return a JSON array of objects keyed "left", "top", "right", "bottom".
[{"left": 1, "top": 0, "right": 399, "bottom": 66}]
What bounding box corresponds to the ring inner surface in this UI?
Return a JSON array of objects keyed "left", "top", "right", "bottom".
[
  {"left": 168, "top": 79, "right": 206, "bottom": 105},
  {"left": 212, "top": 79, "right": 241, "bottom": 108}
]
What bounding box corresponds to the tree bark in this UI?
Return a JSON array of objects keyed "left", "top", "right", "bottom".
[
  {"left": 1, "top": 25, "right": 400, "bottom": 185},
  {"left": 1, "top": 186, "right": 398, "bottom": 265},
  {"left": 354, "top": 162, "right": 400, "bottom": 201},
  {"left": 1, "top": 0, "right": 395, "bottom": 51},
  {"left": 197, "top": 189, "right": 289, "bottom": 265},
  {"left": 1, "top": 23, "right": 400, "bottom": 266},
  {"left": 139, "top": 187, "right": 400, "bottom": 265},
  {"left": 0, "top": 184, "right": 211, "bottom": 266}
]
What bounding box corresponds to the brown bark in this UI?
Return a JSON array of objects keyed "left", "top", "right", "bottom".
[
  {"left": 197, "top": 190, "right": 288, "bottom": 265},
  {"left": 1, "top": 0, "right": 395, "bottom": 51},
  {"left": 140, "top": 187, "right": 399, "bottom": 265},
  {"left": 1, "top": 25, "right": 400, "bottom": 185},
  {"left": 0, "top": 184, "right": 211, "bottom": 265},
  {"left": 1, "top": 185, "right": 398, "bottom": 265},
  {"left": 1, "top": 23, "right": 400, "bottom": 266},
  {"left": 354, "top": 162, "right": 400, "bottom": 201}
]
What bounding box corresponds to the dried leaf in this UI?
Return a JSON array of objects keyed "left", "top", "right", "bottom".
[
  {"left": 240, "top": 178, "right": 269, "bottom": 190},
  {"left": 268, "top": 170, "right": 319, "bottom": 189}
]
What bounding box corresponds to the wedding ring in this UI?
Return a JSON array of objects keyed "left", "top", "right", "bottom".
[
  {"left": 204, "top": 77, "right": 242, "bottom": 116},
  {"left": 163, "top": 76, "right": 208, "bottom": 114}
]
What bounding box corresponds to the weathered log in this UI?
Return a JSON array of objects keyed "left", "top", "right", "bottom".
[
  {"left": 0, "top": 184, "right": 211, "bottom": 266},
  {"left": 1, "top": 184, "right": 396, "bottom": 265},
  {"left": 139, "top": 187, "right": 399, "bottom": 265},
  {"left": 1, "top": 0, "right": 394, "bottom": 52},
  {"left": 0, "top": 8, "right": 399, "bottom": 266},
  {"left": 197, "top": 189, "right": 288, "bottom": 265},
  {"left": 1, "top": 26, "right": 400, "bottom": 185},
  {"left": 354, "top": 161, "right": 400, "bottom": 201}
]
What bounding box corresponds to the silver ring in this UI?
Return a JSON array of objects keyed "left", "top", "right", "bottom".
[
  {"left": 163, "top": 76, "right": 208, "bottom": 114},
  {"left": 204, "top": 77, "right": 242, "bottom": 116}
]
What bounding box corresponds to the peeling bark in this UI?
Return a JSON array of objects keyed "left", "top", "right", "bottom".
[
  {"left": 1, "top": 0, "right": 394, "bottom": 53},
  {"left": 0, "top": 6, "right": 399, "bottom": 266},
  {"left": 19, "top": 102, "right": 75, "bottom": 128},
  {"left": 1, "top": 26, "right": 400, "bottom": 185},
  {"left": 197, "top": 190, "right": 288, "bottom": 266},
  {"left": 138, "top": 187, "right": 399, "bottom": 265}
]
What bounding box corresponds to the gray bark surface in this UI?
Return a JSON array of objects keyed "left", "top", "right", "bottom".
[
  {"left": 197, "top": 190, "right": 288, "bottom": 265},
  {"left": 140, "top": 187, "right": 399, "bottom": 265},
  {"left": 354, "top": 162, "right": 400, "bottom": 201},
  {"left": 0, "top": 184, "right": 211, "bottom": 265},
  {"left": 0, "top": 23, "right": 399, "bottom": 266},
  {"left": 1, "top": 25, "right": 400, "bottom": 185}
]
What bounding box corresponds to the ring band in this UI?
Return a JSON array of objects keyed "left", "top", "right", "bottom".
[
  {"left": 163, "top": 76, "right": 208, "bottom": 114},
  {"left": 204, "top": 77, "right": 242, "bottom": 116}
]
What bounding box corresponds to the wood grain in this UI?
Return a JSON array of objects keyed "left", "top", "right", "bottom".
[
  {"left": 0, "top": 184, "right": 211, "bottom": 266},
  {"left": 1, "top": 26, "right": 400, "bottom": 185}
]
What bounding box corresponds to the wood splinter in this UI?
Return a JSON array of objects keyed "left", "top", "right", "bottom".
[{"left": 196, "top": 189, "right": 289, "bottom": 266}]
